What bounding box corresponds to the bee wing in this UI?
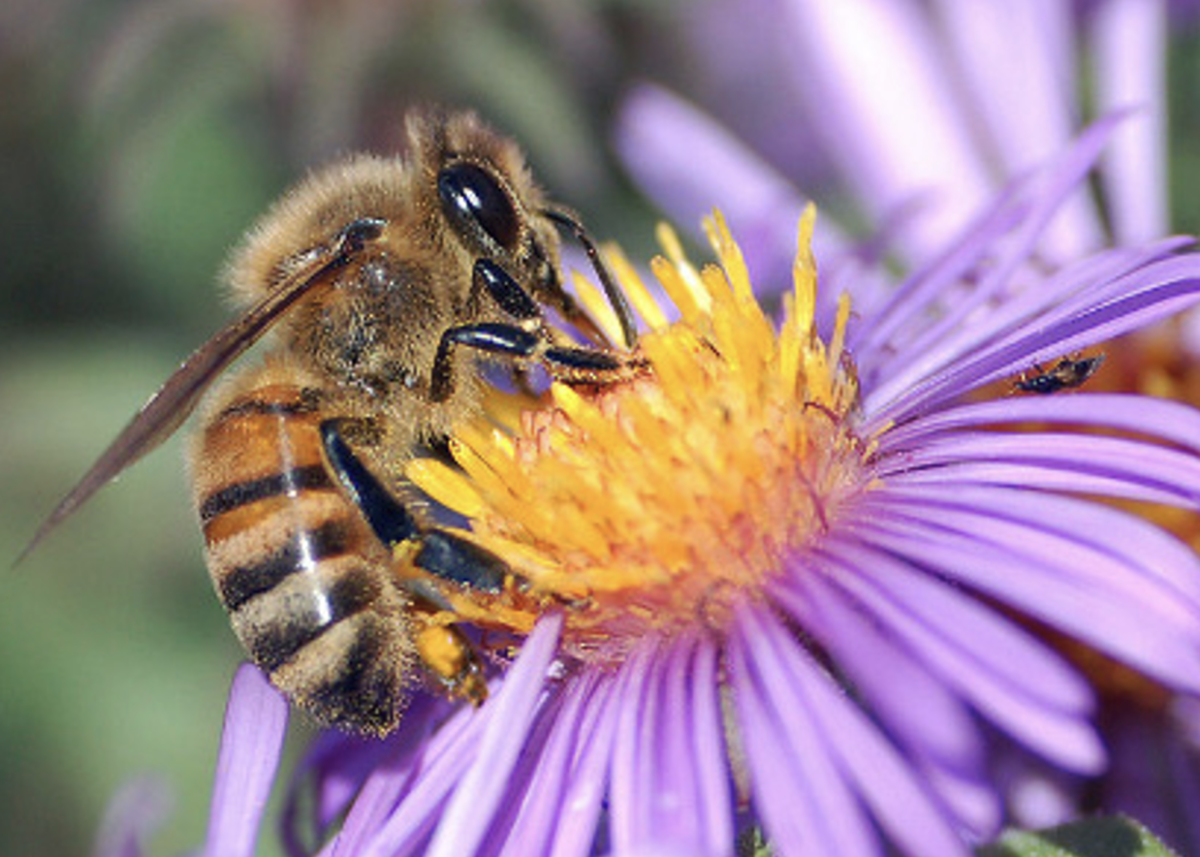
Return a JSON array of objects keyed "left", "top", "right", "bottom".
[{"left": 18, "top": 221, "right": 382, "bottom": 564}]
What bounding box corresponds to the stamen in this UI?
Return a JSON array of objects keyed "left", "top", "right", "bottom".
[{"left": 409, "top": 208, "right": 871, "bottom": 666}]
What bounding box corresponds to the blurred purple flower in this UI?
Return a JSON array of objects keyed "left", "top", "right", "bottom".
[
  {"left": 91, "top": 776, "right": 172, "bottom": 857},
  {"left": 619, "top": 0, "right": 1177, "bottom": 275},
  {"left": 193, "top": 120, "right": 1200, "bottom": 857},
  {"left": 1100, "top": 696, "right": 1200, "bottom": 853}
]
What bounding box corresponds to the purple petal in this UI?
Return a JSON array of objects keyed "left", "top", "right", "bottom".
[
  {"left": 857, "top": 503, "right": 1200, "bottom": 695},
  {"left": 1090, "top": 0, "right": 1169, "bottom": 242},
  {"left": 769, "top": 0, "right": 994, "bottom": 263},
  {"left": 729, "top": 601, "right": 880, "bottom": 857},
  {"left": 203, "top": 663, "right": 289, "bottom": 857},
  {"left": 815, "top": 534, "right": 1096, "bottom": 716},
  {"left": 850, "top": 173, "right": 1035, "bottom": 360},
  {"left": 876, "top": 432, "right": 1200, "bottom": 514},
  {"left": 772, "top": 570, "right": 999, "bottom": 834},
  {"left": 932, "top": 1, "right": 1075, "bottom": 169},
  {"left": 857, "top": 114, "right": 1132, "bottom": 412},
  {"left": 283, "top": 701, "right": 443, "bottom": 856},
  {"left": 886, "top": 459, "right": 1200, "bottom": 509},
  {"left": 547, "top": 672, "right": 620, "bottom": 857},
  {"left": 473, "top": 687, "right": 569, "bottom": 857},
  {"left": 614, "top": 83, "right": 830, "bottom": 291},
  {"left": 752, "top": 608, "right": 972, "bottom": 857},
  {"left": 864, "top": 236, "right": 1186, "bottom": 402},
  {"left": 424, "top": 613, "right": 564, "bottom": 857},
  {"left": 880, "top": 394, "right": 1200, "bottom": 456},
  {"left": 851, "top": 118, "right": 1149, "bottom": 382},
  {"left": 688, "top": 637, "right": 735, "bottom": 850},
  {"left": 609, "top": 635, "right": 733, "bottom": 856},
  {"left": 92, "top": 777, "right": 173, "bottom": 857},
  {"left": 866, "top": 482, "right": 1200, "bottom": 619},
  {"left": 929, "top": 0, "right": 1102, "bottom": 256},
  {"left": 870, "top": 255, "right": 1200, "bottom": 424},
  {"left": 813, "top": 542, "right": 1105, "bottom": 773},
  {"left": 490, "top": 671, "right": 604, "bottom": 857},
  {"left": 339, "top": 697, "right": 482, "bottom": 856},
  {"left": 609, "top": 640, "right": 657, "bottom": 852}
]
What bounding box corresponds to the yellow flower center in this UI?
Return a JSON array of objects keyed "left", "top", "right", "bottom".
[{"left": 409, "top": 207, "right": 873, "bottom": 667}]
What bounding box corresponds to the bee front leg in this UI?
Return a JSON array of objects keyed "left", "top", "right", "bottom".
[
  {"left": 429, "top": 322, "right": 629, "bottom": 402},
  {"left": 471, "top": 257, "right": 543, "bottom": 321}
]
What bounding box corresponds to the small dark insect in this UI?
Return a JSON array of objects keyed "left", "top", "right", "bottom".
[{"left": 1014, "top": 354, "right": 1105, "bottom": 395}]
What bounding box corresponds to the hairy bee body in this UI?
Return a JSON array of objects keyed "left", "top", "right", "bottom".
[
  {"left": 28, "top": 109, "right": 636, "bottom": 736},
  {"left": 192, "top": 360, "right": 422, "bottom": 734}
]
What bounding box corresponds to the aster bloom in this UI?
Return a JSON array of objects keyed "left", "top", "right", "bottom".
[
  {"left": 617, "top": 5, "right": 1200, "bottom": 847},
  {"left": 620, "top": 0, "right": 1179, "bottom": 279},
  {"left": 184, "top": 121, "right": 1200, "bottom": 857}
]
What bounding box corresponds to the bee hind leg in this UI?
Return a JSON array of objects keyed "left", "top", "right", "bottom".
[
  {"left": 320, "top": 418, "right": 500, "bottom": 705},
  {"left": 319, "top": 418, "right": 509, "bottom": 593},
  {"left": 412, "top": 611, "right": 489, "bottom": 705},
  {"left": 320, "top": 418, "right": 422, "bottom": 547}
]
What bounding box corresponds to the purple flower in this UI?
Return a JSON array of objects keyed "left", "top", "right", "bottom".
[
  {"left": 192, "top": 120, "right": 1200, "bottom": 857},
  {"left": 619, "top": 0, "right": 1177, "bottom": 277},
  {"left": 91, "top": 776, "right": 173, "bottom": 857},
  {"left": 616, "top": 9, "right": 1200, "bottom": 848}
]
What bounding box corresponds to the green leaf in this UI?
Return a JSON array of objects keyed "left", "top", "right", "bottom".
[{"left": 979, "top": 816, "right": 1179, "bottom": 857}]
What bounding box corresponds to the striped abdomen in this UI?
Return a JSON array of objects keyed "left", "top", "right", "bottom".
[{"left": 191, "top": 374, "right": 415, "bottom": 735}]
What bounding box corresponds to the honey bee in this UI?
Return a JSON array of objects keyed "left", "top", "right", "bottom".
[
  {"left": 25, "top": 109, "right": 639, "bottom": 735},
  {"left": 1014, "top": 354, "right": 1105, "bottom": 394}
]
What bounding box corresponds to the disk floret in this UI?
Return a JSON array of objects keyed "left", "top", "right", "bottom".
[{"left": 415, "top": 207, "right": 871, "bottom": 665}]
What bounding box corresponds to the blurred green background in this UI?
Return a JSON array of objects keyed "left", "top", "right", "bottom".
[
  {"left": 5, "top": 1, "right": 1200, "bottom": 855},
  {"left": 0, "top": 2, "right": 685, "bottom": 854}
]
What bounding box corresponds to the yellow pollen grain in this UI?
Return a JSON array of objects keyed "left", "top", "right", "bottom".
[
  {"left": 550, "top": 384, "right": 629, "bottom": 454},
  {"left": 651, "top": 255, "right": 705, "bottom": 327},
  {"left": 828, "top": 293, "right": 852, "bottom": 374},
  {"left": 704, "top": 211, "right": 754, "bottom": 304},
  {"left": 480, "top": 388, "right": 535, "bottom": 434},
  {"left": 454, "top": 419, "right": 516, "bottom": 461},
  {"left": 445, "top": 436, "right": 521, "bottom": 505},
  {"left": 793, "top": 205, "right": 819, "bottom": 330},
  {"left": 778, "top": 291, "right": 804, "bottom": 397},
  {"left": 635, "top": 327, "right": 701, "bottom": 402}
]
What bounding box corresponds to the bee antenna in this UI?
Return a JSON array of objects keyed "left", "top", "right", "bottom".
[{"left": 543, "top": 207, "right": 638, "bottom": 350}]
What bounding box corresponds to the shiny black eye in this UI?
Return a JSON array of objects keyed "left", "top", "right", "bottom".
[{"left": 437, "top": 162, "right": 520, "bottom": 250}]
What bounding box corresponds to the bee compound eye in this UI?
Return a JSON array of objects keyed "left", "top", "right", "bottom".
[{"left": 437, "top": 162, "right": 520, "bottom": 251}]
